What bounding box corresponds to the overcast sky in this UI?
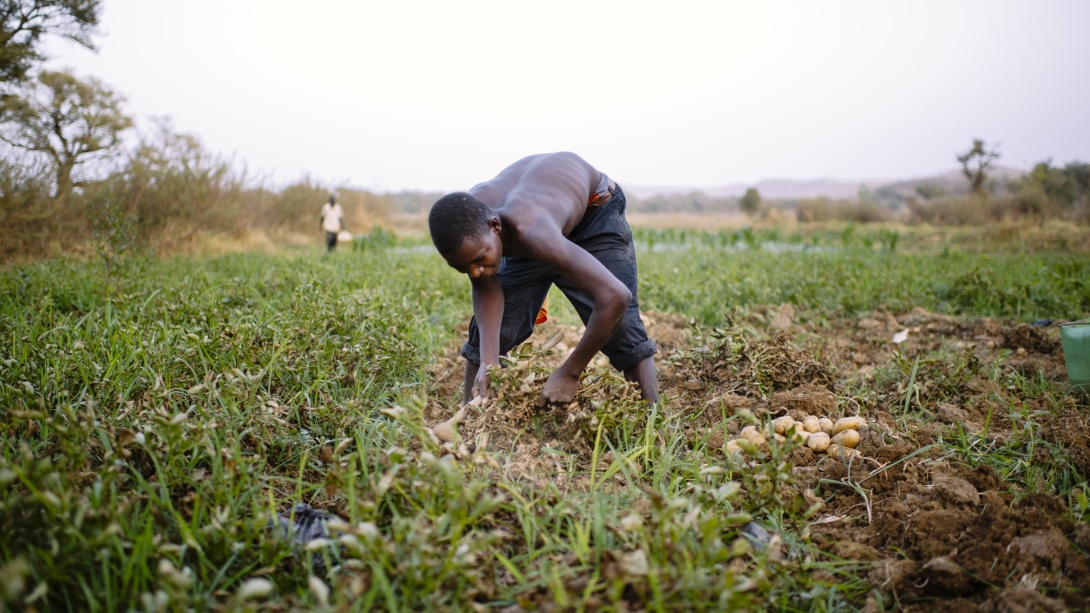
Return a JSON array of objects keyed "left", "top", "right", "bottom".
[{"left": 45, "top": 0, "right": 1090, "bottom": 193}]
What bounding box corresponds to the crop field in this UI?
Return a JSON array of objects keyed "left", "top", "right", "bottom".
[{"left": 2, "top": 224, "right": 1089, "bottom": 612}]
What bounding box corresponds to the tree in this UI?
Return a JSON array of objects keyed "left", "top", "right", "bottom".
[
  {"left": 1016, "top": 159, "right": 1090, "bottom": 220},
  {"left": 915, "top": 183, "right": 944, "bottom": 200},
  {"left": 0, "top": 0, "right": 100, "bottom": 90},
  {"left": 0, "top": 69, "right": 131, "bottom": 198},
  {"left": 739, "top": 187, "right": 761, "bottom": 217},
  {"left": 107, "top": 116, "right": 242, "bottom": 241},
  {"left": 956, "top": 138, "right": 1000, "bottom": 197}
]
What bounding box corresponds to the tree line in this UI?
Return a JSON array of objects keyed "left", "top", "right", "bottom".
[
  {"left": 2, "top": 3, "right": 1087, "bottom": 264},
  {"left": 0, "top": 1, "right": 395, "bottom": 263},
  {"left": 740, "top": 141, "right": 1090, "bottom": 225}
]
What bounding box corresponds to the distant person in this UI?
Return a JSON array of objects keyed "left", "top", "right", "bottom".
[
  {"left": 428, "top": 152, "right": 658, "bottom": 407},
  {"left": 320, "top": 194, "right": 345, "bottom": 252}
]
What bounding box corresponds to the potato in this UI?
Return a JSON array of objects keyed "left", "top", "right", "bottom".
[
  {"left": 740, "top": 425, "right": 765, "bottom": 446},
  {"left": 789, "top": 427, "right": 811, "bottom": 443},
  {"left": 772, "top": 433, "right": 786, "bottom": 444},
  {"left": 772, "top": 416, "right": 796, "bottom": 435},
  {"left": 725, "top": 439, "right": 743, "bottom": 455},
  {"left": 818, "top": 417, "right": 834, "bottom": 435},
  {"left": 832, "top": 416, "right": 866, "bottom": 436},
  {"left": 806, "top": 432, "right": 831, "bottom": 452},
  {"left": 802, "top": 416, "right": 821, "bottom": 433},
  {"left": 826, "top": 444, "right": 862, "bottom": 462},
  {"left": 831, "top": 429, "right": 860, "bottom": 448}
]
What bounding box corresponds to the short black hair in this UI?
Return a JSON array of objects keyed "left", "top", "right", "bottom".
[{"left": 428, "top": 192, "right": 491, "bottom": 254}]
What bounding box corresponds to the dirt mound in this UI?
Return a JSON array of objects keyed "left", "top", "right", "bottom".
[
  {"left": 661, "top": 327, "right": 835, "bottom": 402},
  {"left": 425, "top": 307, "right": 1088, "bottom": 609}
]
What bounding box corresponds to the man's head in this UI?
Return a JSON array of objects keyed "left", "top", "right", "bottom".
[
  {"left": 429, "top": 192, "right": 502, "bottom": 278},
  {"left": 329, "top": 194, "right": 336, "bottom": 205}
]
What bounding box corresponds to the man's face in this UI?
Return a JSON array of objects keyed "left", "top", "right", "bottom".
[{"left": 442, "top": 227, "right": 502, "bottom": 279}]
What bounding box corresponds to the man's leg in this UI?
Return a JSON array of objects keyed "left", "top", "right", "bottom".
[
  {"left": 624, "top": 356, "right": 659, "bottom": 402},
  {"left": 463, "top": 360, "right": 480, "bottom": 404},
  {"left": 459, "top": 258, "right": 552, "bottom": 403},
  {"left": 553, "top": 242, "right": 658, "bottom": 403}
]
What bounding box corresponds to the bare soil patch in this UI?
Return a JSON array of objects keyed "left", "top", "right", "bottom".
[{"left": 426, "top": 307, "right": 1089, "bottom": 610}]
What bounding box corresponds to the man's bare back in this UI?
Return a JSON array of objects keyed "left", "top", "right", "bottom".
[
  {"left": 428, "top": 152, "right": 659, "bottom": 406},
  {"left": 468, "top": 152, "right": 600, "bottom": 244}
]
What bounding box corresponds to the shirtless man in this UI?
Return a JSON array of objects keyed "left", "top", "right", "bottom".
[{"left": 428, "top": 152, "right": 658, "bottom": 407}]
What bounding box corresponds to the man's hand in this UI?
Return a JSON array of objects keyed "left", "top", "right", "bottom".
[
  {"left": 538, "top": 369, "right": 580, "bottom": 408},
  {"left": 471, "top": 362, "right": 496, "bottom": 400}
]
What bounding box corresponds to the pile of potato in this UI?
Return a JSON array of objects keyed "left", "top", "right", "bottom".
[{"left": 726, "top": 414, "right": 867, "bottom": 462}]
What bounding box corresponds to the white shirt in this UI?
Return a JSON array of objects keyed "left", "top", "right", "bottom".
[{"left": 321, "top": 202, "right": 344, "bottom": 233}]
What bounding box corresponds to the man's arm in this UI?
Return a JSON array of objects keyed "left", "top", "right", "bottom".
[
  {"left": 533, "top": 239, "right": 631, "bottom": 404},
  {"left": 470, "top": 273, "right": 505, "bottom": 398}
]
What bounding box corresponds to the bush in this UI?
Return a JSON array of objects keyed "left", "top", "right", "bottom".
[
  {"left": 795, "top": 198, "right": 890, "bottom": 223},
  {"left": 352, "top": 226, "right": 398, "bottom": 250},
  {"left": 0, "top": 154, "right": 57, "bottom": 260},
  {"left": 908, "top": 196, "right": 992, "bottom": 226}
]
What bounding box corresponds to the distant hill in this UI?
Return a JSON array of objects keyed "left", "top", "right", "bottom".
[
  {"left": 870, "top": 166, "right": 1025, "bottom": 203},
  {"left": 625, "top": 166, "right": 1027, "bottom": 202}
]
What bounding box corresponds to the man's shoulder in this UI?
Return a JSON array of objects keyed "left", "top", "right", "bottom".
[{"left": 504, "top": 205, "right": 570, "bottom": 256}]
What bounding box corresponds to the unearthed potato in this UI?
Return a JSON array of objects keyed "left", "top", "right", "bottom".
[
  {"left": 826, "top": 444, "right": 862, "bottom": 462},
  {"left": 772, "top": 433, "right": 786, "bottom": 444},
  {"left": 740, "top": 426, "right": 765, "bottom": 446},
  {"left": 772, "top": 416, "right": 796, "bottom": 435},
  {"left": 787, "top": 427, "right": 811, "bottom": 444},
  {"left": 807, "top": 432, "right": 831, "bottom": 452},
  {"left": 725, "top": 439, "right": 743, "bottom": 455},
  {"left": 819, "top": 417, "right": 834, "bottom": 435},
  {"left": 802, "top": 416, "right": 821, "bottom": 433},
  {"left": 831, "top": 429, "right": 860, "bottom": 448},
  {"left": 832, "top": 416, "right": 867, "bottom": 436}
]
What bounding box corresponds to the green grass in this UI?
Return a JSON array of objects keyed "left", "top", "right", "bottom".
[
  {"left": 638, "top": 241, "right": 1090, "bottom": 326},
  {"left": 1, "top": 229, "right": 1087, "bottom": 611}
]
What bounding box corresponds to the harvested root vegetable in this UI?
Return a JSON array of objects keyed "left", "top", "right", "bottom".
[
  {"left": 819, "top": 417, "right": 834, "bottom": 435},
  {"left": 432, "top": 396, "right": 484, "bottom": 443},
  {"left": 432, "top": 416, "right": 461, "bottom": 443},
  {"left": 725, "top": 439, "right": 743, "bottom": 455},
  {"left": 802, "top": 416, "right": 821, "bottom": 433},
  {"left": 831, "top": 429, "right": 860, "bottom": 448},
  {"left": 772, "top": 416, "right": 795, "bottom": 435},
  {"left": 832, "top": 416, "right": 866, "bottom": 436},
  {"left": 807, "top": 432, "right": 831, "bottom": 452},
  {"left": 826, "top": 444, "right": 862, "bottom": 462},
  {"left": 740, "top": 426, "right": 765, "bottom": 445},
  {"left": 790, "top": 428, "right": 811, "bottom": 443}
]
